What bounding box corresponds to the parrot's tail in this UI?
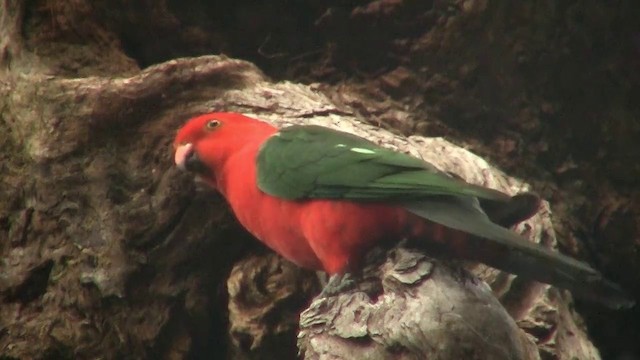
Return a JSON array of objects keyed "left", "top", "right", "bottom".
[
  {"left": 405, "top": 196, "right": 634, "bottom": 309},
  {"left": 450, "top": 229, "right": 633, "bottom": 309}
]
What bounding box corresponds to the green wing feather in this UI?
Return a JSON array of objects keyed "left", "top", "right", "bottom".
[{"left": 257, "top": 125, "right": 510, "bottom": 202}]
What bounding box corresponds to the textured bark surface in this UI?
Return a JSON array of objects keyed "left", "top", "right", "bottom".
[
  {"left": 1, "top": 0, "right": 638, "bottom": 359},
  {"left": 299, "top": 251, "right": 540, "bottom": 360},
  {"left": 0, "top": 55, "right": 600, "bottom": 359}
]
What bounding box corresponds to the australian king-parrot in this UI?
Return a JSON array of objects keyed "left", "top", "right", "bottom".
[{"left": 173, "top": 112, "right": 632, "bottom": 308}]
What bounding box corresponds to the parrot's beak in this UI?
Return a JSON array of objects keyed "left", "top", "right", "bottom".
[
  {"left": 174, "top": 143, "right": 208, "bottom": 174},
  {"left": 174, "top": 143, "right": 194, "bottom": 171}
]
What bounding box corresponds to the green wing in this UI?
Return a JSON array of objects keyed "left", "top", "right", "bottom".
[
  {"left": 256, "top": 125, "right": 634, "bottom": 308},
  {"left": 256, "top": 125, "right": 510, "bottom": 202}
]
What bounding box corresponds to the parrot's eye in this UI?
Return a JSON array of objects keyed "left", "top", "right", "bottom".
[{"left": 205, "top": 120, "right": 221, "bottom": 130}]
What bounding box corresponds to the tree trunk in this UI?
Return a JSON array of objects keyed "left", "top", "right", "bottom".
[{"left": 1, "top": 1, "right": 638, "bottom": 359}]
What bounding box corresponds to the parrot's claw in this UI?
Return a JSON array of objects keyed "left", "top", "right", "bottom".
[{"left": 319, "top": 273, "right": 357, "bottom": 298}]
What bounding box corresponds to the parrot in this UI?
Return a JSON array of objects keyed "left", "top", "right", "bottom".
[{"left": 173, "top": 112, "right": 633, "bottom": 308}]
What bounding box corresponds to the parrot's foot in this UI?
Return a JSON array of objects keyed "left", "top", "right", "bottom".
[{"left": 319, "top": 273, "right": 357, "bottom": 298}]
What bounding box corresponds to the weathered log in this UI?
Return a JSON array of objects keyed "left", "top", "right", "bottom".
[
  {"left": 0, "top": 54, "right": 601, "bottom": 359},
  {"left": 3, "top": 0, "right": 635, "bottom": 357}
]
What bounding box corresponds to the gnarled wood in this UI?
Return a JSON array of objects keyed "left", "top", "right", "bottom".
[{"left": 2, "top": 0, "right": 637, "bottom": 358}]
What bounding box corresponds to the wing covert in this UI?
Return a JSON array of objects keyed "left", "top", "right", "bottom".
[{"left": 256, "top": 125, "right": 510, "bottom": 202}]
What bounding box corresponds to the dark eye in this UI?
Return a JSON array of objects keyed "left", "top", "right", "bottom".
[{"left": 205, "top": 119, "right": 221, "bottom": 130}]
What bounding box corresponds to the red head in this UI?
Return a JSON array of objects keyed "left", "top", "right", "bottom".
[{"left": 173, "top": 112, "right": 277, "bottom": 177}]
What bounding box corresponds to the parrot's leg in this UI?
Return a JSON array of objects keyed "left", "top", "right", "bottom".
[
  {"left": 319, "top": 273, "right": 357, "bottom": 298},
  {"left": 318, "top": 245, "right": 397, "bottom": 298}
]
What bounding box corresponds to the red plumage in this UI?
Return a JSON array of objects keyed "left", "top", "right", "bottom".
[
  {"left": 174, "top": 113, "right": 453, "bottom": 274},
  {"left": 173, "top": 112, "right": 634, "bottom": 308}
]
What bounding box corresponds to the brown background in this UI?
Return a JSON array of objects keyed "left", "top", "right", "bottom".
[{"left": 1, "top": 1, "right": 639, "bottom": 359}]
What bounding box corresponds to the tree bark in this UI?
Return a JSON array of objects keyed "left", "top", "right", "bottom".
[
  {"left": 1, "top": 1, "right": 637, "bottom": 359},
  {"left": 0, "top": 53, "right": 599, "bottom": 359},
  {"left": 299, "top": 250, "right": 541, "bottom": 360}
]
